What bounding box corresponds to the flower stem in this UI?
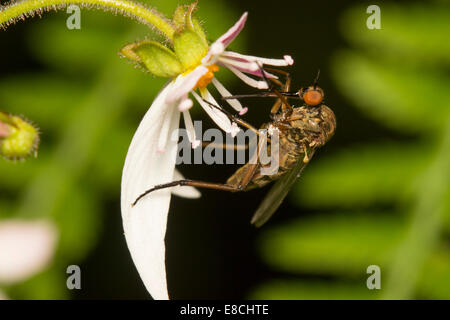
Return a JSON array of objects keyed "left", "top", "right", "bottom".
[{"left": 0, "top": 0, "right": 175, "bottom": 40}]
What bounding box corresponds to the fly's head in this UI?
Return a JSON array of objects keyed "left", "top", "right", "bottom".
[{"left": 298, "top": 86, "right": 324, "bottom": 107}]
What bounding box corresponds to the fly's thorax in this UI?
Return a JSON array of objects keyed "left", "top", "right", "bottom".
[
  {"left": 285, "top": 104, "right": 336, "bottom": 148},
  {"left": 317, "top": 104, "right": 336, "bottom": 144},
  {"left": 288, "top": 106, "right": 322, "bottom": 133}
]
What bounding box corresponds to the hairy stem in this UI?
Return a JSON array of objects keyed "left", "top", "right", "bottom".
[{"left": 0, "top": 0, "right": 175, "bottom": 40}]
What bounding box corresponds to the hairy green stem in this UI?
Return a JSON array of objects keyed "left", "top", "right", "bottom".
[{"left": 0, "top": 0, "right": 175, "bottom": 40}]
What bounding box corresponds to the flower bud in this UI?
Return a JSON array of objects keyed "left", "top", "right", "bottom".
[{"left": 0, "top": 112, "right": 40, "bottom": 160}]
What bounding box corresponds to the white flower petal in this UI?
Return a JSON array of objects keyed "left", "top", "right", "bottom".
[
  {"left": 121, "top": 83, "right": 181, "bottom": 300},
  {"left": 201, "top": 12, "right": 248, "bottom": 64},
  {"left": 215, "top": 12, "right": 248, "bottom": 49},
  {"left": 166, "top": 67, "right": 209, "bottom": 104},
  {"left": 171, "top": 169, "right": 201, "bottom": 199},
  {"left": 157, "top": 100, "right": 178, "bottom": 153},
  {"left": 192, "top": 90, "right": 233, "bottom": 133},
  {"left": 211, "top": 78, "right": 244, "bottom": 113},
  {"left": 0, "top": 219, "right": 57, "bottom": 285}
]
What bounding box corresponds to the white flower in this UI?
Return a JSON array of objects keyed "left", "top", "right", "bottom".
[
  {"left": 164, "top": 12, "right": 293, "bottom": 150},
  {"left": 0, "top": 219, "right": 57, "bottom": 285},
  {"left": 121, "top": 12, "right": 294, "bottom": 300}
]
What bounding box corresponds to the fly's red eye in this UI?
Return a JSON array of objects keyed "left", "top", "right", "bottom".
[{"left": 303, "top": 89, "right": 323, "bottom": 106}]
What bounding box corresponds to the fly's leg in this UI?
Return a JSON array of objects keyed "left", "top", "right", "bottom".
[
  {"left": 202, "top": 141, "right": 249, "bottom": 150},
  {"left": 255, "top": 63, "right": 293, "bottom": 114},
  {"left": 132, "top": 133, "right": 268, "bottom": 207},
  {"left": 303, "top": 144, "right": 310, "bottom": 163},
  {"left": 132, "top": 180, "right": 241, "bottom": 207},
  {"left": 132, "top": 163, "right": 261, "bottom": 207},
  {"left": 264, "top": 68, "right": 292, "bottom": 114},
  {"left": 221, "top": 66, "right": 294, "bottom": 112},
  {"left": 201, "top": 98, "right": 270, "bottom": 143}
]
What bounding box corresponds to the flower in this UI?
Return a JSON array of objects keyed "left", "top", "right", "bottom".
[
  {"left": 163, "top": 11, "right": 293, "bottom": 149},
  {"left": 121, "top": 10, "right": 294, "bottom": 300},
  {"left": 0, "top": 219, "right": 57, "bottom": 285},
  {"left": 121, "top": 10, "right": 293, "bottom": 151}
]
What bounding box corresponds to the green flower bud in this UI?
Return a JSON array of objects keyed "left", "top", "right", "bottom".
[
  {"left": 121, "top": 41, "right": 184, "bottom": 78},
  {"left": 0, "top": 112, "right": 40, "bottom": 161}
]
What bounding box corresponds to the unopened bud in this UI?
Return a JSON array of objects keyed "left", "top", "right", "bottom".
[{"left": 0, "top": 112, "right": 40, "bottom": 160}]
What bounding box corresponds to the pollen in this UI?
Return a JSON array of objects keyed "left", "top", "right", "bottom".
[{"left": 194, "top": 64, "right": 220, "bottom": 89}]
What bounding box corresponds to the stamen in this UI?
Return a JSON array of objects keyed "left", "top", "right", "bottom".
[
  {"left": 178, "top": 97, "right": 193, "bottom": 112},
  {"left": 182, "top": 111, "right": 200, "bottom": 149},
  {"left": 211, "top": 78, "right": 244, "bottom": 113},
  {"left": 192, "top": 90, "right": 232, "bottom": 133},
  {"left": 284, "top": 55, "right": 294, "bottom": 65},
  {"left": 227, "top": 65, "right": 268, "bottom": 89},
  {"left": 194, "top": 64, "right": 220, "bottom": 90},
  {"left": 218, "top": 56, "right": 259, "bottom": 72},
  {"left": 222, "top": 51, "right": 294, "bottom": 66},
  {"left": 239, "top": 108, "right": 248, "bottom": 115},
  {"left": 230, "top": 122, "right": 240, "bottom": 137}
]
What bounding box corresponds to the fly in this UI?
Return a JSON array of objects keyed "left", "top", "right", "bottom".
[{"left": 132, "top": 66, "right": 336, "bottom": 227}]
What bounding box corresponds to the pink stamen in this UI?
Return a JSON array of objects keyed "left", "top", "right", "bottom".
[
  {"left": 239, "top": 107, "right": 248, "bottom": 116},
  {"left": 284, "top": 55, "right": 294, "bottom": 65}
]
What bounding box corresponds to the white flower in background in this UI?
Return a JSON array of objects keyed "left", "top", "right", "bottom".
[
  {"left": 0, "top": 219, "right": 57, "bottom": 285},
  {"left": 121, "top": 8, "right": 294, "bottom": 300}
]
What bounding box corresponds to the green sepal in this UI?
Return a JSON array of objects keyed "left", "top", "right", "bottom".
[
  {"left": 185, "top": 2, "right": 208, "bottom": 47},
  {"left": 174, "top": 29, "right": 209, "bottom": 70},
  {"left": 121, "top": 41, "right": 184, "bottom": 78},
  {"left": 172, "top": 5, "right": 187, "bottom": 30},
  {"left": 190, "top": 15, "right": 208, "bottom": 47}
]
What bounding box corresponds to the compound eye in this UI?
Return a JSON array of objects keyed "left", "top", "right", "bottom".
[{"left": 303, "top": 87, "right": 324, "bottom": 106}]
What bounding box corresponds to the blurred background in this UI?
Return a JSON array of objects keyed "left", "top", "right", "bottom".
[{"left": 0, "top": 0, "right": 449, "bottom": 299}]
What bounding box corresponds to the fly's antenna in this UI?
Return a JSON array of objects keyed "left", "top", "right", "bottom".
[{"left": 313, "top": 69, "right": 321, "bottom": 89}]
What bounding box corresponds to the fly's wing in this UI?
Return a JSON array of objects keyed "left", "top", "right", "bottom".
[{"left": 251, "top": 151, "right": 314, "bottom": 227}]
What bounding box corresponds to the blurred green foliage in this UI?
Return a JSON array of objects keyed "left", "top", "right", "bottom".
[
  {"left": 251, "top": 3, "right": 450, "bottom": 300},
  {"left": 0, "top": 0, "right": 242, "bottom": 299}
]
